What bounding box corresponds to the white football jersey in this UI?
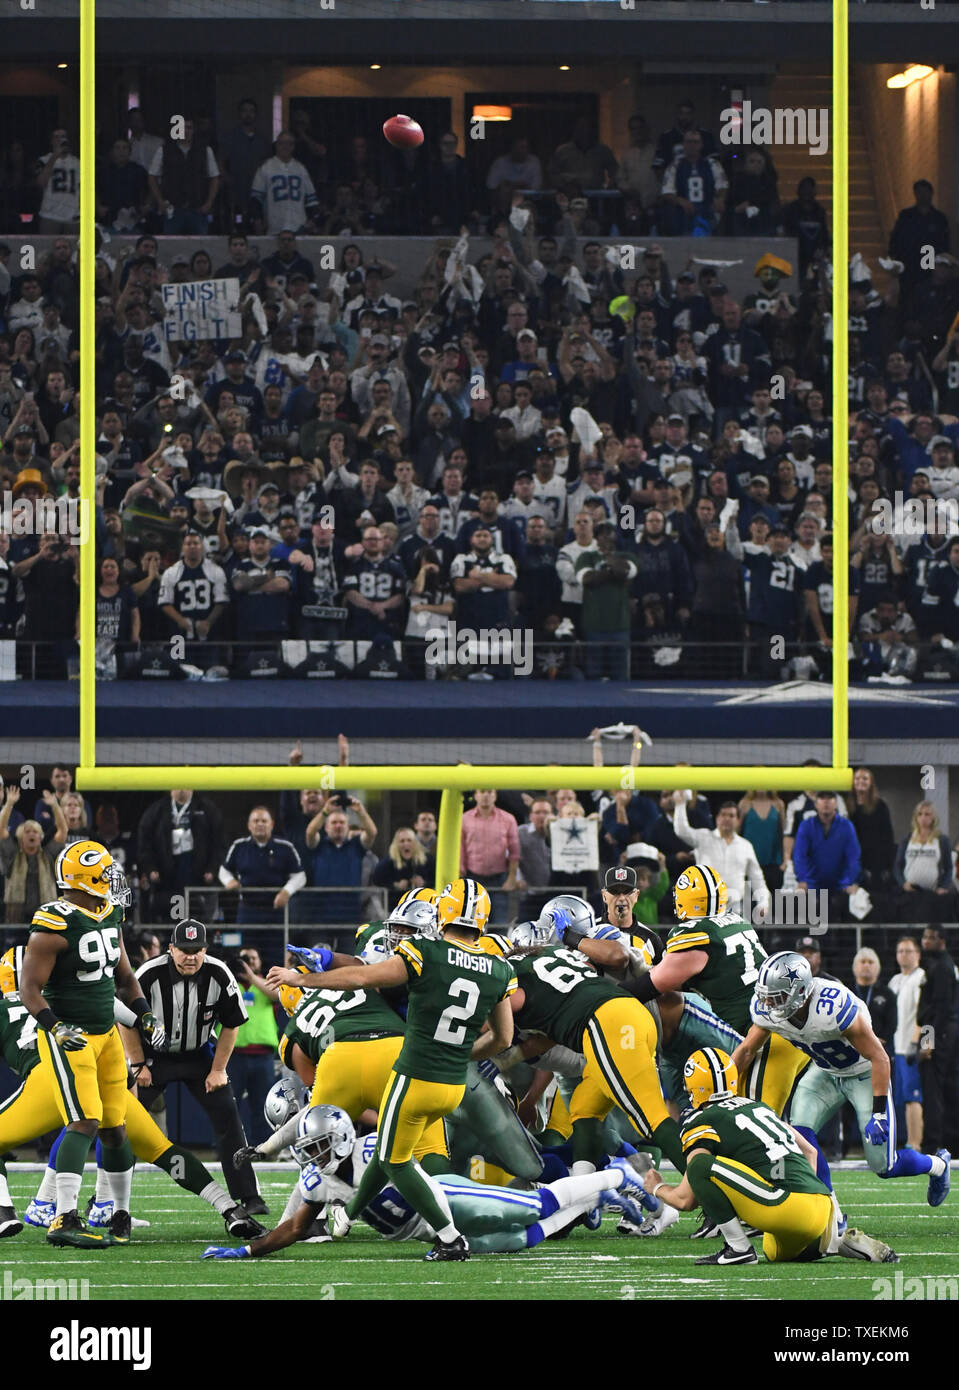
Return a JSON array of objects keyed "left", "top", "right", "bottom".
[
  {"left": 751, "top": 976, "right": 872, "bottom": 1077},
  {"left": 250, "top": 157, "right": 318, "bottom": 233}
]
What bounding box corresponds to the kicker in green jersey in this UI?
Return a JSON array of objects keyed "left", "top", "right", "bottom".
[
  {"left": 512, "top": 946, "right": 633, "bottom": 1053},
  {"left": 394, "top": 936, "right": 516, "bottom": 1085},
  {"left": 28, "top": 898, "right": 125, "bottom": 1033},
  {"left": 665, "top": 912, "right": 767, "bottom": 1033},
  {"left": 681, "top": 1095, "right": 828, "bottom": 1200}
]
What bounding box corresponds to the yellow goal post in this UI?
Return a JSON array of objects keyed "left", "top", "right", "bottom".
[{"left": 76, "top": 0, "right": 852, "bottom": 894}]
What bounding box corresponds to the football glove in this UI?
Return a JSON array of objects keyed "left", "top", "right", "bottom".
[
  {"left": 865, "top": 1113, "right": 889, "bottom": 1145},
  {"left": 139, "top": 1011, "right": 166, "bottom": 1051},
  {"left": 550, "top": 906, "right": 573, "bottom": 943},
  {"left": 475, "top": 1058, "right": 501, "bottom": 1085},
  {"left": 233, "top": 1145, "right": 260, "bottom": 1169},
  {"left": 287, "top": 944, "right": 334, "bottom": 973},
  {"left": 51, "top": 1022, "right": 87, "bottom": 1051},
  {"left": 201, "top": 1245, "right": 250, "bottom": 1259}
]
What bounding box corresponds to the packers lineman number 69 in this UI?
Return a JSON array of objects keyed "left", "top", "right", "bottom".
[
  {"left": 76, "top": 927, "right": 121, "bottom": 983},
  {"left": 434, "top": 979, "right": 481, "bottom": 1045}
]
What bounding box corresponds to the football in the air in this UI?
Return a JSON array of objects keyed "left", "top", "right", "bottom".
[{"left": 383, "top": 114, "right": 424, "bottom": 149}]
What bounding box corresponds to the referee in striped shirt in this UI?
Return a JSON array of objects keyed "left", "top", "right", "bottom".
[{"left": 120, "top": 919, "right": 266, "bottom": 1216}]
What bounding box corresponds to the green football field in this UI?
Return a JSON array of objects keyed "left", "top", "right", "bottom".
[{"left": 2, "top": 1165, "right": 957, "bottom": 1301}]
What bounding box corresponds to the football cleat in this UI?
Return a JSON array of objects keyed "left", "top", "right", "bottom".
[
  {"left": 47, "top": 1211, "right": 114, "bottom": 1248},
  {"left": 224, "top": 1206, "right": 266, "bottom": 1240},
  {"left": 131, "top": 1215, "right": 150, "bottom": 1228},
  {"left": 23, "top": 1197, "right": 56, "bottom": 1228},
  {"left": 424, "top": 1234, "right": 470, "bottom": 1262},
  {"left": 604, "top": 1155, "right": 661, "bottom": 1212},
  {"left": 928, "top": 1149, "right": 951, "bottom": 1208},
  {"left": 327, "top": 1202, "right": 353, "bottom": 1239},
  {"left": 838, "top": 1228, "right": 899, "bottom": 1263},
  {"left": 0, "top": 1205, "right": 23, "bottom": 1238},
  {"left": 583, "top": 1206, "right": 603, "bottom": 1231},
  {"left": 87, "top": 1197, "right": 114, "bottom": 1227},
  {"left": 242, "top": 1196, "right": 269, "bottom": 1217},
  {"left": 109, "top": 1210, "right": 132, "bottom": 1244},
  {"left": 617, "top": 1203, "right": 680, "bottom": 1237},
  {"left": 695, "top": 1242, "right": 758, "bottom": 1266},
  {"left": 690, "top": 1216, "right": 721, "bottom": 1239},
  {"left": 601, "top": 1189, "right": 649, "bottom": 1228}
]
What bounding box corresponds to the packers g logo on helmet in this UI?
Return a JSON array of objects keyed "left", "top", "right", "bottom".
[
  {"left": 683, "top": 1047, "right": 738, "bottom": 1108},
  {"left": 673, "top": 864, "right": 728, "bottom": 921},
  {"left": 436, "top": 878, "right": 491, "bottom": 936},
  {"left": 55, "top": 841, "right": 131, "bottom": 907}
]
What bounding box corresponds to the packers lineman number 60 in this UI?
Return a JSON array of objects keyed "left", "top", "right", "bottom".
[
  {"left": 434, "top": 979, "right": 481, "bottom": 1046},
  {"left": 76, "top": 927, "right": 121, "bottom": 983}
]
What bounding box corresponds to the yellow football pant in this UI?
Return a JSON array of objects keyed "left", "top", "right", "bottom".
[
  {"left": 570, "top": 997, "right": 669, "bottom": 1140},
  {"left": 708, "top": 1155, "right": 833, "bottom": 1262},
  {"left": 739, "top": 1032, "right": 810, "bottom": 1116},
  {"left": 0, "top": 1066, "right": 170, "bottom": 1164},
  {"left": 36, "top": 1026, "right": 128, "bottom": 1128},
  {"left": 376, "top": 1069, "right": 465, "bottom": 1165}
]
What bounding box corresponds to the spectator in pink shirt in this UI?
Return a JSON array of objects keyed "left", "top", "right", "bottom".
[{"left": 460, "top": 788, "right": 520, "bottom": 924}]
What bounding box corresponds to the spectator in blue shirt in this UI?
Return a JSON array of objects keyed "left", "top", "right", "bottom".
[
  {"left": 305, "top": 794, "right": 378, "bottom": 925},
  {"left": 219, "top": 805, "right": 306, "bottom": 924},
  {"left": 600, "top": 789, "right": 659, "bottom": 867},
  {"left": 793, "top": 791, "right": 862, "bottom": 922}
]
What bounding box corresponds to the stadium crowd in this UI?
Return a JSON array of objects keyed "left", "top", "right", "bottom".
[
  {"left": 1, "top": 106, "right": 958, "bottom": 682},
  {"left": 1, "top": 758, "right": 958, "bottom": 933}
]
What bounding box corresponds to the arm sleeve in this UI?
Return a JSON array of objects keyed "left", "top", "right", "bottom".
[
  {"left": 838, "top": 823, "right": 861, "bottom": 890},
  {"left": 671, "top": 798, "right": 701, "bottom": 851},
  {"left": 215, "top": 966, "right": 249, "bottom": 1028}
]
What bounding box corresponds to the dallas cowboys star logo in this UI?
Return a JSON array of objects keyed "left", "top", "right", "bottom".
[
  {"left": 563, "top": 821, "right": 585, "bottom": 843},
  {"left": 784, "top": 965, "right": 800, "bottom": 983}
]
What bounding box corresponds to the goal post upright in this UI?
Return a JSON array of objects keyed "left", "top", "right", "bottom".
[{"left": 76, "top": 0, "right": 854, "bottom": 867}]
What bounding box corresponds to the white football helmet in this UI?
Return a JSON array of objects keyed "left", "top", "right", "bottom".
[
  {"left": 264, "top": 1076, "right": 309, "bottom": 1132},
  {"left": 754, "top": 951, "right": 814, "bottom": 1025},
  {"left": 537, "top": 894, "right": 597, "bottom": 946},
  {"left": 384, "top": 894, "right": 439, "bottom": 952},
  {"left": 292, "top": 1104, "right": 356, "bottom": 1172}
]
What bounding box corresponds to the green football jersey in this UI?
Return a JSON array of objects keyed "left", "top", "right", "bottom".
[
  {"left": 28, "top": 898, "right": 125, "bottom": 1033},
  {"left": 354, "top": 921, "right": 388, "bottom": 959},
  {"left": 0, "top": 993, "right": 39, "bottom": 1080},
  {"left": 284, "top": 985, "right": 404, "bottom": 1063},
  {"left": 681, "top": 1095, "right": 828, "bottom": 1199},
  {"left": 512, "top": 946, "right": 630, "bottom": 1052},
  {"left": 665, "top": 911, "right": 767, "bottom": 1033},
  {"left": 394, "top": 936, "right": 517, "bottom": 1085}
]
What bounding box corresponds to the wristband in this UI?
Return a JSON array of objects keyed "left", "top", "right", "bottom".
[
  {"left": 36, "top": 1008, "right": 60, "bottom": 1032},
  {"left": 653, "top": 1182, "right": 667, "bottom": 1199},
  {"left": 631, "top": 972, "right": 661, "bottom": 1005},
  {"left": 872, "top": 1096, "right": 886, "bottom": 1115},
  {"left": 130, "top": 998, "right": 150, "bottom": 1019}
]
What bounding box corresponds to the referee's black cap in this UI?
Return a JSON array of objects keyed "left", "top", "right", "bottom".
[
  {"left": 604, "top": 865, "right": 638, "bottom": 892},
  {"left": 171, "top": 919, "right": 208, "bottom": 952}
]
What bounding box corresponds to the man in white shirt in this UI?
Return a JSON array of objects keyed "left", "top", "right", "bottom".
[
  {"left": 672, "top": 792, "right": 770, "bottom": 920},
  {"left": 250, "top": 132, "right": 319, "bottom": 236},
  {"left": 888, "top": 936, "right": 927, "bottom": 1151},
  {"left": 556, "top": 510, "right": 595, "bottom": 618},
  {"left": 127, "top": 109, "right": 163, "bottom": 174}
]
